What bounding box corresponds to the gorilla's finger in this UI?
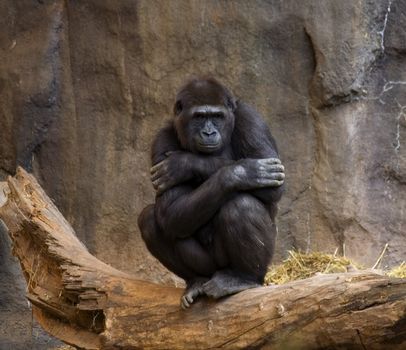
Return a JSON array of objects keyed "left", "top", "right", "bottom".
[
  {"left": 152, "top": 179, "right": 160, "bottom": 189},
  {"left": 151, "top": 167, "right": 169, "bottom": 181},
  {"left": 259, "top": 169, "right": 284, "bottom": 179},
  {"left": 257, "top": 159, "right": 280, "bottom": 169},
  {"left": 151, "top": 172, "right": 160, "bottom": 182},
  {"left": 257, "top": 159, "right": 269, "bottom": 166},
  {"left": 150, "top": 164, "right": 160, "bottom": 174},
  {"left": 269, "top": 172, "right": 285, "bottom": 180},
  {"left": 157, "top": 183, "right": 169, "bottom": 195},
  {"left": 258, "top": 179, "right": 284, "bottom": 187},
  {"left": 157, "top": 176, "right": 177, "bottom": 194},
  {"left": 150, "top": 161, "right": 166, "bottom": 174},
  {"left": 186, "top": 294, "right": 194, "bottom": 304},
  {"left": 153, "top": 175, "right": 168, "bottom": 191},
  {"left": 181, "top": 296, "right": 190, "bottom": 309},
  {"left": 157, "top": 184, "right": 165, "bottom": 195},
  {"left": 261, "top": 158, "right": 281, "bottom": 165},
  {"left": 259, "top": 171, "right": 271, "bottom": 178},
  {"left": 266, "top": 164, "right": 284, "bottom": 172},
  {"left": 157, "top": 182, "right": 168, "bottom": 194}
]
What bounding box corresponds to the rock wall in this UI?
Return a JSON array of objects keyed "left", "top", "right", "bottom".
[{"left": 0, "top": 0, "right": 405, "bottom": 347}]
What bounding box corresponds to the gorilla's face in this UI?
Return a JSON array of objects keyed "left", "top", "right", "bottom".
[
  {"left": 173, "top": 78, "right": 236, "bottom": 154},
  {"left": 183, "top": 104, "right": 231, "bottom": 154}
]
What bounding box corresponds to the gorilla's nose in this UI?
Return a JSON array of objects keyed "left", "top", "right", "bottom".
[{"left": 203, "top": 130, "right": 216, "bottom": 136}]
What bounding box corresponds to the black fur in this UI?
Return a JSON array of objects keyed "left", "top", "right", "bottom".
[{"left": 138, "top": 78, "right": 285, "bottom": 308}]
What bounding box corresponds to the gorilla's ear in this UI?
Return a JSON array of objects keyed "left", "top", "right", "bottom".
[
  {"left": 174, "top": 100, "right": 183, "bottom": 116},
  {"left": 226, "top": 96, "right": 237, "bottom": 112}
]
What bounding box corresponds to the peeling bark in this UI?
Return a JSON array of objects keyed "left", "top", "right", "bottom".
[{"left": 0, "top": 168, "right": 405, "bottom": 349}]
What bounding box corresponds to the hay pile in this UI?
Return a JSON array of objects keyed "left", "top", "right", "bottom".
[
  {"left": 265, "top": 250, "right": 405, "bottom": 285},
  {"left": 387, "top": 261, "right": 406, "bottom": 278},
  {"left": 264, "top": 250, "right": 355, "bottom": 285}
]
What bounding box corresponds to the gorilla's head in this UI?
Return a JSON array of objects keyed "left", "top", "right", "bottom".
[{"left": 173, "top": 78, "right": 236, "bottom": 154}]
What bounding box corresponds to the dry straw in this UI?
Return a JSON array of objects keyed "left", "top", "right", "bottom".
[
  {"left": 387, "top": 261, "right": 406, "bottom": 278},
  {"left": 265, "top": 249, "right": 405, "bottom": 285}
]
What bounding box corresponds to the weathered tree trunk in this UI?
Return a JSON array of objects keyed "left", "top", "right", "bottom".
[{"left": 0, "top": 168, "right": 405, "bottom": 349}]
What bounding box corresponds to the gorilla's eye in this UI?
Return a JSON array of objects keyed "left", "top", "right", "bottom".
[
  {"left": 194, "top": 112, "right": 206, "bottom": 119},
  {"left": 213, "top": 112, "right": 224, "bottom": 119},
  {"left": 174, "top": 101, "right": 183, "bottom": 115}
]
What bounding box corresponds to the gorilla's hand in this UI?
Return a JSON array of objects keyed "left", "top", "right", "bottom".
[
  {"left": 226, "top": 158, "right": 284, "bottom": 190},
  {"left": 151, "top": 151, "right": 193, "bottom": 195}
]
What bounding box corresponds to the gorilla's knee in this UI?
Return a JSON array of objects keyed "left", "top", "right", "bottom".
[
  {"left": 138, "top": 204, "right": 158, "bottom": 244},
  {"left": 217, "top": 194, "right": 267, "bottom": 225}
]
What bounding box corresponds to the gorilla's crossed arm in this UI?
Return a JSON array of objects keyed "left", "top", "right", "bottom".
[
  {"left": 150, "top": 108, "right": 284, "bottom": 238},
  {"left": 138, "top": 78, "right": 284, "bottom": 308}
]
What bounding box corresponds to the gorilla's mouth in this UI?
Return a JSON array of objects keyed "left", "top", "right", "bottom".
[{"left": 197, "top": 142, "right": 221, "bottom": 152}]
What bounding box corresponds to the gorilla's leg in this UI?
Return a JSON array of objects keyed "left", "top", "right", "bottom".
[
  {"left": 204, "top": 194, "right": 276, "bottom": 298},
  {"left": 175, "top": 237, "right": 217, "bottom": 277},
  {"left": 138, "top": 205, "right": 196, "bottom": 280},
  {"left": 175, "top": 225, "right": 218, "bottom": 308},
  {"left": 138, "top": 205, "right": 215, "bottom": 308}
]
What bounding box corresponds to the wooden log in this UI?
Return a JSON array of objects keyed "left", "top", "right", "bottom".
[{"left": 0, "top": 167, "right": 405, "bottom": 349}]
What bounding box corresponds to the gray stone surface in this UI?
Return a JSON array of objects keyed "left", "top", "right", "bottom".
[
  {"left": 0, "top": 223, "right": 65, "bottom": 349},
  {"left": 0, "top": 0, "right": 405, "bottom": 347}
]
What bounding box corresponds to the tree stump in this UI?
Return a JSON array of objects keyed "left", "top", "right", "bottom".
[{"left": 0, "top": 167, "right": 405, "bottom": 349}]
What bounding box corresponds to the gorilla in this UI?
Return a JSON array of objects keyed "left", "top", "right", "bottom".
[{"left": 138, "top": 77, "right": 285, "bottom": 308}]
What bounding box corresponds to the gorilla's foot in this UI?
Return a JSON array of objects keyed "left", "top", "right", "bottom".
[
  {"left": 181, "top": 277, "right": 209, "bottom": 309},
  {"left": 203, "top": 270, "right": 261, "bottom": 299}
]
